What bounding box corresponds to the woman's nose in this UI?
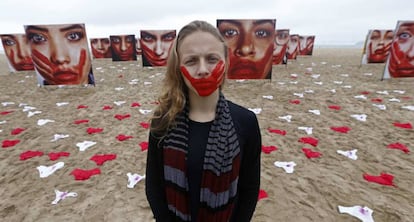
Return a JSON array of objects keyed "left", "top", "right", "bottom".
[
  {"left": 197, "top": 60, "right": 209, "bottom": 77},
  {"left": 154, "top": 40, "right": 164, "bottom": 56},
  {"left": 50, "top": 40, "right": 70, "bottom": 64},
  {"left": 235, "top": 34, "right": 255, "bottom": 56},
  {"left": 121, "top": 40, "right": 128, "bottom": 51},
  {"left": 17, "top": 43, "right": 30, "bottom": 58}
]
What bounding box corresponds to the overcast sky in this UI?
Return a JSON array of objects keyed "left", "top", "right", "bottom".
[{"left": 0, "top": 0, "right": 413, "bottom": 46}]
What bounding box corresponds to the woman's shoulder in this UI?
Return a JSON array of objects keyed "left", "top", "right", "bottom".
[{"left": 227, "top": 100, "right": 258, "bottom": 125}]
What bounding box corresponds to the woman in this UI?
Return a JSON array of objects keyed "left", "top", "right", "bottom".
[
  {"left": 109, "top": 34, "right": 137, "bottom": 61},
  {"left": 24, "top": 23, "right": 94, "bottom": 85},
  {"left": 140, "top": 29, "right": 176, "bottom": 66},
  {"left": 0, "top": 33, "right": 34, "bottom": 72},
  {"left": 145, "top": 20, "right": 262, "bottom": 222},
  {"left": 90, "top": 37, "right": 112, "bottom": 59},
  {"left": 387, "top": 21, "right": 414, "bottom": 78},
  {"left": 217, "top": 19, "right": 275, "bottom": 79}
]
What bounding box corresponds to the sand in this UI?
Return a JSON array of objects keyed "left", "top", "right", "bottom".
[{"left": 0, "top": 48, "right": 413, "bottom": 222}]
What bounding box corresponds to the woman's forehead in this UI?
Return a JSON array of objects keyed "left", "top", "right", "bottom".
[{"left": 180, "top": 33, "right": 223, "bottom": 55}]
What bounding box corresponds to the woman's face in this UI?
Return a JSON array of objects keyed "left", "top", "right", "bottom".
[
  {"left": 140, "top": 30, "right": 176, "bottom": 66},
  {"left": 367, "top": 30, "right": 394, "bottom": 63},
  {"left": 388, "top": 22, "right": 414, "bottom": 77},
  {"left": 110, "top": 35, "right": 136, "bottom": 61},
  {"left": 1, "top": 34, "right": 34, "bottom": 71},
  {"left": 218, "top": 19, "right": 275, "bottom": 79},
  {"left": 179, "top": 31, "right": 226, "bottom": 97},
  {"left": 25, "top": 24, "right": 92, "bottom": 85},
  {"left": 273, "top": 29, "right": 289, "bottom": 64},
  {"left": 287, "top": 35, "right": 299, "bottom": 59},
  {"left": 299, "top": 35, "right": 315, "bottom": 55},
  {"left": 91, "top": 38, "right": 111, "bottom": 58}
]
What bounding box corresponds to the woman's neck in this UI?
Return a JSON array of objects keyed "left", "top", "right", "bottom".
[{"left": 188, "top": 90, "right": 219, "bottom": 122}]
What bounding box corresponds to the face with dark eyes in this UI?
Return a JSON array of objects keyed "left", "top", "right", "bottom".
[
  {"left": 0, "top": 34, "right": 34, "bottom": 71},
  {"left": 25, "top": 24, "right": 92, "bottom": 85},
  {"left": 367, "top": 30, "right": 393, "bottom": 63},
  {"left": 90, "top": 38, "right": 111, "bottom": 58},
  {"left": 388, "top": 21, "right": 414, "bottom": 77},
  {"left": 217, "top": 19, "right": 275, "bottom": 79},
  {"left": 287, "top": 34, "right": 299, "bottom": 59},
  {"left": 110, "top": 35, "right": 136, "bottom": 61},
  {"left": 140, "top": 30, "right": 176, "bottom": 66},
  {"left": 299, "top": 35, "right": 315, "bottom": 56},
  {"left": 273, "top": 29, "right": 289, "bottom": 64}
]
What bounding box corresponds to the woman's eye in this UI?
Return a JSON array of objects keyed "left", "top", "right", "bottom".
[
  {"left": 144, "top": 36, "right": 155, "bottom": 42},
  {"left": 399, "top": 32, "right": 412, "bottom": 40},
  {"left": 4, "top": 39, "right": 16, "bottom": 46},
  {"left": 111, "top": 37, "right": 120, "bottom": 43},
  {"left": 184, "top": 59, "right": 196, "bottom": 65},
  {"left": 223, "top": 29, "right": 238, "bottom": 37},
  {"left": 67, "top": 32, "right": 82, "bottom": 41},
  {"left": 255, "top": 30, "right": 269, "bottom": 38},
  {"left": 208, "top": 57, "right": 219, "bottom": 63},
  {"left": 163, "top": 33, "right": 176, "bottom": 41},
  {"left": 29, "top": 33, "right": 47, "bottom": 43}
]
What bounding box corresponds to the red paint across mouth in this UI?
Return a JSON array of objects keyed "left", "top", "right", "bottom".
[{"left": 53, "top": 71, "right": 78, "bottom": 82}]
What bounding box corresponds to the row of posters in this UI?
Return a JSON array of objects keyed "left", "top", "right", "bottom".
[
  {"left": 3, "top": 19, "right": 411, "bottom": 85},
  {"left": 360, "top": 20, "right": 414, "bottom": 78}
]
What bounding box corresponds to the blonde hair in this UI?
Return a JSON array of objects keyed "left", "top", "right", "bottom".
[{"left": 150, "top": 20, "right": 228, "bottom": 135}]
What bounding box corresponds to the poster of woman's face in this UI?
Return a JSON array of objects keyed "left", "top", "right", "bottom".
[
  {"left": 140, "top": 30, "right": 176, "bottom": 67},
  {"left": 287, "top": 34, "right": 299, "bottom": 60},
  {"left": 0, "top": 33, "right": 34, "bottom": 72},
  {"left": 383, "top": 20, "right": 414, "bottom": 78},
  {"left": 273, "top": 29, "right": 289, "bottom": 65},
  {"left": 90, "top": 38, "right": 112, "bottom": 59},
  {"left": 24, "top": 23, "right": 94, "bottom": 86},
  {"left": 298, "top": 35, "right": 315, "bottom": 56},
  {"left": 361, "top": 29, "right": 394, "bottom": 64},
  {"left": 110, "top": 34, "right": 137, "bottom": 62},
  {"left": 217, "top": 19, "right": 276, "bottom": 79}
]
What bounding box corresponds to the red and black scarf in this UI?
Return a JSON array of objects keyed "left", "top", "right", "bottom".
[{"left": 163, "top": 93, "right": 241, "bottom": 221}]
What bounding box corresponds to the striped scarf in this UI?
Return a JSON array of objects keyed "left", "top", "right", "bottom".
[{"left": 163, "top": 93, "right": 241, "bottom": 221}]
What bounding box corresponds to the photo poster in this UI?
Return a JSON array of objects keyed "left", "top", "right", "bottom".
[
  {"left": 90, "top": 37, "right": 112, "bottom": 59},
  {"left": 24, "top": 23, "right": 95, "bottom": 86},
  {"left": 298, "top": 35, "right": 315, "bottom": 56},
  {"left": 216, "top": 19, "right": 276, "bottom": 79},
  {"left": 0, "top": 33, "right": 35, "bottom": 73},
  {"left": 383, "top": 20, "right": 414, "bottom": 79},
  {"left": 273, "top": 29, "right": 290, "bottom": 65},
  {"left": 140, "top": 30, "right": 176, "bottom": 67},
  {"left": 287, "top": 34, "right": 300, "bottom": 60},
  {"left": 361, "top": 29, "right": 394, "bottom": 65},
  {"left": 109, "top": 34, "right": 137, "bottom": 62}
]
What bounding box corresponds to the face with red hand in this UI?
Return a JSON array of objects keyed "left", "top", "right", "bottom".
[
  {"left": 299, "top": 35, "right": 315, "bottom": 56},
  {"left": 287, "top": 34, "right": 299, "bottom": 59},
  {"left": 0, "top": 34, "right": 34, "bottom": 71},
  {"left": 388, "top": 22, "right": 414, "bottom": 77},
  {"left": 179, "top": 31, "right": 226, "bottom": 97},
  {"left": 25, "top": 24, "right": 92, "bottom": 85},
  {"left": 367, "top": 30, "right": 394, "bottom": 63},
  {"left": 140, "top": 30, "right": 176, "bottom": 66},
  {"left": 272, "top": 29, "right": 289, "bottom": 65},
  {"left": 217, "top": 19, "right": 275, "bottom": 79},
  {"left": 90, "top": 38, "right": 111, "bottom": 58}
]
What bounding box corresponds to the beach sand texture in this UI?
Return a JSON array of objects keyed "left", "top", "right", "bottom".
[{"left": 0, "top": 48, "right": 413, "bottom": 222}]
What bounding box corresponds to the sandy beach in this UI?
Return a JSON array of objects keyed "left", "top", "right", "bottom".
[{"left": 0, "top": 48, "right": 413, "bottom": 222}]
